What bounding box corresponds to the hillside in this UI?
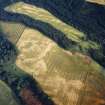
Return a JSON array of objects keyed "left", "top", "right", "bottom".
[
  {"left": 0, "top": 0, "right": 105, "bottom": 105},
  {"left": 1, "top": 0, "right": 105, "bottom": 68}
]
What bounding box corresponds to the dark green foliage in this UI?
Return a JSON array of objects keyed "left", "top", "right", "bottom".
[{"left": 0, "top": 34, "right": 18, "bottom": 65}]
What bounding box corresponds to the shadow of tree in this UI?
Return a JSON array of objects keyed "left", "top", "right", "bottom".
[{"left": 0, "top": 33, "right": 55, "bottom": 105}]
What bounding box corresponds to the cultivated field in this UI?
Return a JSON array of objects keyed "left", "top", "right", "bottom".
[{"left": 0, "top": 1, "right": 105, "bottom": 105}]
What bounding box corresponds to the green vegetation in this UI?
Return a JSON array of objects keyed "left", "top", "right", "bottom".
[{"left": 0, "top": 80, "right": 20, "bottom": 105}]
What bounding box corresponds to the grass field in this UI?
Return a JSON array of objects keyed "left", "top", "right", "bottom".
[
  {"left": 16, "top": 27, "right": 104, "bottom": 105},
  {"left": 0, "top": 21, "right": 26, "bottom": 44},
  {"left": 5, "top": 2, "right": 101, "bottom": 50}
]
